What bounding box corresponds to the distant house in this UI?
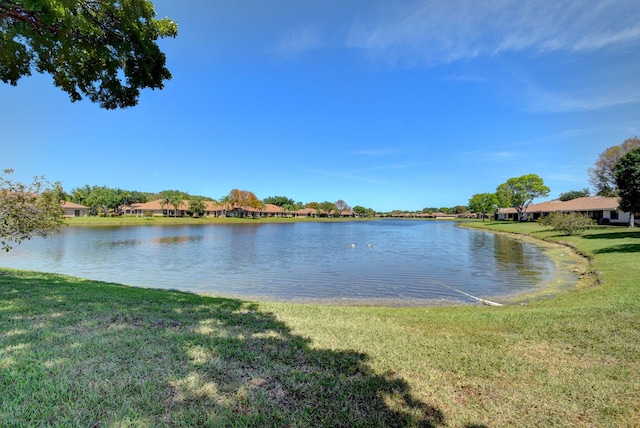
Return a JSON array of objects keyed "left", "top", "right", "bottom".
[
  {"left": 62, "top": 201, "right": 89, "bottom": 217},
  {"left": 126, "top": 199, "right": 289, "bottom": 218},
  {"left": 430, "top": 212, "right": 458, "bottom": 219},
  {"left": 259, "top": 204, "right": 286, "bottom": 217},
  {"left": 129, "top": 199, "right": 189, "bottom": 217},
  {"left": 292, "top": 208, "right": 320, "bottom": 218},
  {"left": 496, "top": 196, "right": 633, "bottom": 224}
]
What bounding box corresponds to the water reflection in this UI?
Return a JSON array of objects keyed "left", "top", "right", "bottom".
[
  {"left": 153, "top": 236, "right": 203, "bottom": 245},
  {"left": 0, "top": 221, "right": 566, "bottom": 305}
]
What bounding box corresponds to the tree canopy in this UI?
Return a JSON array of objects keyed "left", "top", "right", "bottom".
[
  {"left": 159, "top": 190, "right": 186, "bottom": 217},
  {"left": 228, "top": 189, "right": 262, "bottom": 217},
  {"left": 558, "top": 188, "right": 591, "bottom": 201},
  {"left": 0, "top": 169, "right": 64, "bottom": 251},
  {"left": 614, "top": 147, "right": 640, "bottom": 228},
  {"left": 334, "top": 199, "right": 350, "bottom": 213},
  {"left": 589, "top": 137, "right": 640, "bottom": 197},
  {"left": 352, "top": 205, "right": 375, "bottom": 217},
  {"left": 496, "top": 174, "right": 550, "bottom": 221},
  {"left": 71, "top": 185, "right": 152, "bottom": 215},
  {"left": 188, "top": 196, "right": 206, "bottom": 217},
  {"left": 468, "top": 193, "right": 498, "bottom": 221},
  {"left": 262, "top": 195, "right": 296, "bottom": 207},
  {"left": 0, "top": 0, "right": 177, "bottom": 109}
]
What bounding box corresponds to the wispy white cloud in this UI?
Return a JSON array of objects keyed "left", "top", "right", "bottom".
[
  {"left": 267, "top": 1, "right": 640, "bottom": 114},
  {"left": 510, "top": 69, "right": 640, "bottom": 113},
  {"left": 345, "top": 0, "right": 640, "bottom": 64},
  {"left": 522, "top": 86, "right": 640, "bottom": 113}
]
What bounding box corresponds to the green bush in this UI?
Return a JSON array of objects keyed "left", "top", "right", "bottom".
[{"left": 538, "top": 212, "right": 595, "bottom": 235}]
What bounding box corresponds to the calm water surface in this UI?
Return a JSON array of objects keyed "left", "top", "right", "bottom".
[{"left": 0, "top": 220, "right": 568, "bottom": 305}]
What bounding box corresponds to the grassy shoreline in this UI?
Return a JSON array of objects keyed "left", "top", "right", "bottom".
[{"left": 1, "top": 221, "right": 638, "bottom": 426}]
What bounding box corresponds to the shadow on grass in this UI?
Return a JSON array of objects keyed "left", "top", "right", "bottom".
[
  {"left": 0, "top": 270, "right": 444, "bottom": 427},
  {"left": 582, "top": 230, "right": 640, "bottom": 240},
  {"left": 578, "top": 229, "right": 640, "bottom": 254},
  {"left": 593, "top": 243, "right": 640, "bottom": 254}
]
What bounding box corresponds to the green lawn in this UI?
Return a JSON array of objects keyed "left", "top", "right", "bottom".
[{"left": 1, "top": 221, "right": 638, "bottom": 427}]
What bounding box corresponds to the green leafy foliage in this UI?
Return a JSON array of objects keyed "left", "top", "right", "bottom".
[
  {"left": 615, "top": 147, "right": 640, "bottom": 214},
  {"left": 558, "top": 188, "right": 591, "bottom": 201},
  {"left": 317, "top": 201, "right": 338, "bottom": 216},
  {"left": 262, "top": 195, "right": 296, "bottom": 207},
  {"left": 71, "top": 185, "right": 152, "bottom": 215},
  {"left": 0, "top": 0, "right": 178, "bottom": 108},
  {"left": 159, "top": 189, "right": 186, "bottom": 217},
  {"left": 589, "top": 137, "right": 640, "bottom": 197},
  {"left": 353, "top": 205, "right": 375, "bottom": 217},
  {"left": 187, "top": 196, "right": 206, "bottom": 217},
  {"left": 496, "top": 174, "right": 550, "bottom": 220},
  {"left": 538, "top": 212, "right": 595, "bottom": 235},
  {"left": 0, "top": 169, "right": 64, "bottom": 251},
  {"left": 468, "top": 193, "right": 498, "bottom": 221}
]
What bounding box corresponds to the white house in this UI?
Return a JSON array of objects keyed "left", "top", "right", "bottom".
[
  {"left": 61, "top": 201, "right": 89, "bottom": 217},
  {"left": 497, "top": 196, "right": 633, "bottom": 225}
]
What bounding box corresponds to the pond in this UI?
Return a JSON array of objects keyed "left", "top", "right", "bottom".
[{"left": 0, "top": 220, "right": 575, "bottom": 305}]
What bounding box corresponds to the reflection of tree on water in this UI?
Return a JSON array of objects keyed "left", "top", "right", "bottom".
[
  {"left": 492, "top": 234, "right": 544, "bottom": 280},
  {"left": 468, "top": 232, "right": 545, "bottom": 287},
  {"left": 153, "top": 235, "right": 203, "bottom": 245}
]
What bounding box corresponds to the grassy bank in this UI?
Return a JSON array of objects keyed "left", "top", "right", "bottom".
[{"left": 1, "top": 222, "right": 638, "bottom": 426}]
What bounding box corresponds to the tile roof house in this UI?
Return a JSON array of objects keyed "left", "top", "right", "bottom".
[
  {"left": 123, "top": 200, "right": 363, "bottom": 219},
  {"left": 496, "top": 196, "right": 633, "bottom": 224},
  {"left": 128, "top": 199, "right": 190, "bottom": 217},
  {"left": 291, "top": 208, "right": 320, "bottom": 217},
  {"left": 61, "top": 201, "right": 89, "bottom": 217},
  {"left": 126, "top": 199, "right": 290, "bottom": 218},
  {"left": 258, "top": 204, "right": 285, "bottom": 217}
]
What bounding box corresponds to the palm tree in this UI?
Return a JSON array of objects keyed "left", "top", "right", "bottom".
[
  {"left": 160, "top": 194, "right": 172, "bottom": 217},
  {"left": 218, "top": 195, "right": 231, "bottom": 218},
  {"left": 169, "top": 194, "right": 183, "bottom": 217},
  {"left": 188, "top": 196, "right": 206, "bottom": 218},
  {"left": 159, "top": 191, "right": 183, "bottom": 217}
]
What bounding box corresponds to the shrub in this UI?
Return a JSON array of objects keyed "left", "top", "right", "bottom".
[{"left": 538, "top": 212, "right": 595, "bottom": 235}]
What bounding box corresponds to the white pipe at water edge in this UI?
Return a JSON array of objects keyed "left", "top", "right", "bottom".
[{"left": 433, "top": 280, "right": 504, "bottom": 307}]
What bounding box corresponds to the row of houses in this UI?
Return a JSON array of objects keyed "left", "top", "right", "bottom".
[
  {"left": 61, "top": 199, "right": 358, "bottom": 218},
  {"left": 380, "top": 212, "right": 468, "bottom": 219},
  {"left": 126, "top": 199, "right": 361, "bottom": 218},
  {"left": 496, "top": 196, "right": 634, "bottom": 224},
  {"left": 62, "top": 195, "right": 635, "bottom": 224}
]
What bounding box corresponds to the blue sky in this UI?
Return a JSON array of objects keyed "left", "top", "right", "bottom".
[{"left": 2, "top": 0, "right": 640, "bottom": 212}]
